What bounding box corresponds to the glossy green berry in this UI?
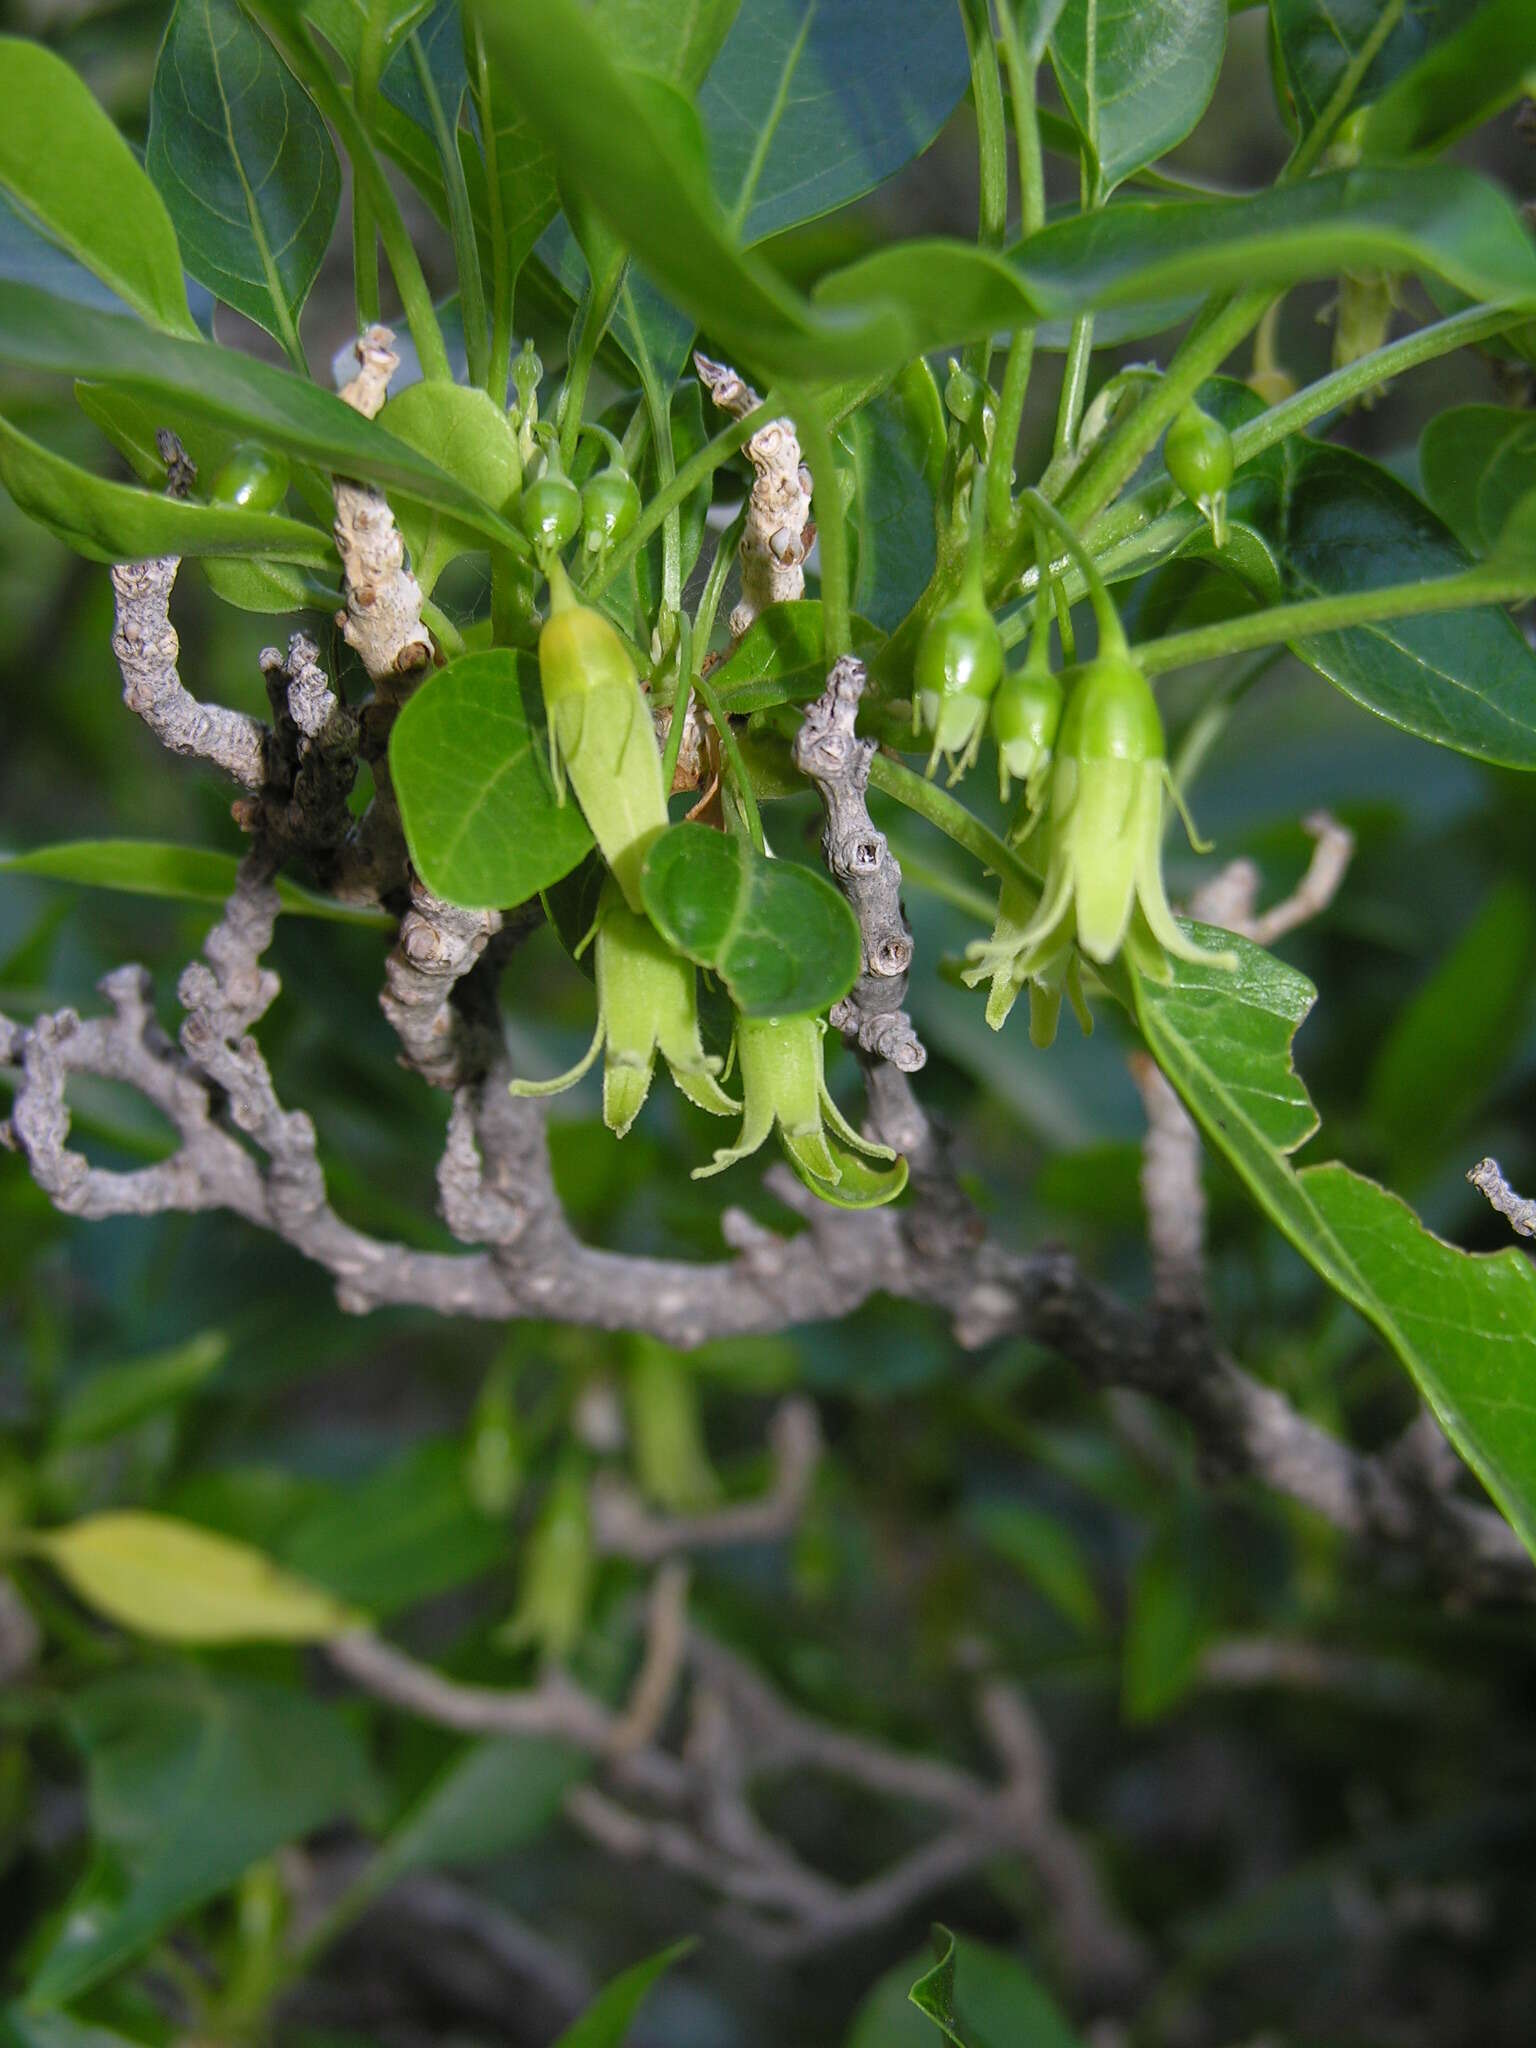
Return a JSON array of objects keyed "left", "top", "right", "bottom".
[
  {"left": 519, "top": 470, "right": 582, "bottom": 554},
  {"left": 914, "top": 589, "right": 1004, "bottom": 704},
  {"left": 991, "top": 663, "right": 1063, "bottom": 803},
  {"left": 944, "top": 363, "right": 986, "bottom": 426},
  {"left": 208, "top": 444, "right": 289, "bottom": 513},
  {"left": 1165, "top": 401, "right": 1234, "bottom": 550},
  {"left": 581, "top": 469, "right": 640, "bottom": 554},
  {"left": 1165, "top": 402, "right": 1233, "bottom": 505}
]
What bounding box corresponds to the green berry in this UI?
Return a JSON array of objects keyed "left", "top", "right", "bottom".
[
  {"left": 1164, "top": 402, "right": 1234, "bottom": 507},
  {"left": 519, "top": 472, "right": 582, "bottom": 554},
  {"left": 208, "top": 444, "right": 290, "bottom": 513},
  {"left": 914, "top": 588, "right": 1004, "bottom": 706},
  {"left": 581, "top": 469, "right": 640, "bottom": 553}
]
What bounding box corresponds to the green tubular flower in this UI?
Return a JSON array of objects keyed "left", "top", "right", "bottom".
[
  {"left": 539, "top": 559, "right": 669, "bottom": 913},
  {"left": 964, "top": 649, "right": 1236, "bottom": 1005},
  {"left": 693, "top": 1013, "right": 907, "bottom": 1209},
  {"left": 496, "top": 1452, "right": 591, "bottom": 1663},
  {"left": 962, "top": 876, "right": 1092, "bottom": 1046},
  {"left": 510, "top": 881, "right": 736, "bottom": 1137}
]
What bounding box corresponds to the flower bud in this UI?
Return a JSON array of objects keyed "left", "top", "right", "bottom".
[
  {"left": 1165, "top": 401, "right": 1234, "bottom": 550},
  {"left": 538, "top": 562, "right": 669, "bottom": 913},
  {"left": 497, "top": 1453, "right": 591, "bottom": 1663},
  {"left": 991, "top": 662, "right": 1063, "bottom": 806},
  {"left": 913, "top": 571, "right": 1004, "bottom": 781}
]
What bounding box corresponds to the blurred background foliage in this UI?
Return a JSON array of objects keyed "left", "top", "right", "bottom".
[{"left": 2, "top": 3, "right": 1536, "bottom": 2045}]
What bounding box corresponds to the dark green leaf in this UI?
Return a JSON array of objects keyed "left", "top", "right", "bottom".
[
  {"left": 0, "top": 39, "right": 197, "bottom": 336},
  {"left": 280, "top": 1439, "right": 510, "bottom": 1615},
  {"left": 1253, "top": 441, "right": 1536, "bottom": 768},
  {"left": 551, "top": 1939, "right": 695, "bottom": 2048},
  {"left": 712, "top": 600, "right": 882, "bottom": 713},
  {"left": 1050, "top": 0, "right": 1227, "bottom": 190},
  {"left": 699, "top": 0, "right": 972, "bottom": 243},
  {"left": 389, "top": 649, "right": 594, "bottom": 910},
  {"left": 1134, "top": 932, "right": 1536, "bottom": 1565},
  {"left": 368, "top": 1734, "right": 588, "bottom": 1890},
  {"left": 28, "top": 1671, "right": 368, "bottom": 2005},
  {"left": 908, "top": 1929, "right": 1083, "bottom": 2048},
  {"left": 0, "top": 285, "right": 526, "bottom": 551},
  {"left": 0, "top": 411, "right": 332, "bottom": 567},
  {"left": 52, "top": 1330, "right": 228, "bottom": 1450},
  {"left": 0, "top": 840, "right": 392, "bottom": 928},
  {"left": 1123, "top": 1506, "right": 1217, "bottom": 1719},
  {"left": 1366, "top": 881, "right": 1536, "bottom": 1174},
  {"left": 969, "top": 1499, "right": 1103, "bottom": 1633},
  {"left": 839, "top": 364, "right": 944, "bottom": 633},
  {"left": 147, "top": 0, "right": 340, "bottom": 347},
  {"left": 1419, "top": 405, "right": 1536, "bottom": 557},
  {"left": 1270, "top": 0, "right": 1470, "bottom": 137},
  {"left": 1358, "top": 0, "right": 1536, "bottom": 156},
  {"left": 379, "top": 0, "right": 468, "bottom": 134},
  {"left": 640, "top": 822, "right": 861, "bottom": 1018}
]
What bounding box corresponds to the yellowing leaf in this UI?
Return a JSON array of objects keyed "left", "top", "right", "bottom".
[{"left": 28, "top": 1512, "right": 365, "bottom": 1643}]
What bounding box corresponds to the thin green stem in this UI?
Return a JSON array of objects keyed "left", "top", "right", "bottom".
[
  {"left": 694, "top": 505, "right": 748, "bottom": 655},
  {"left": 586, "top": 404, "right": 770, "bottom": 601},
  {"left": 559, "top": 262, "right": 625, "bottom": 471},
  {"left": 694, "top": 667, "right": 765, "bottom": 853},
  {"left": 1286, "top": 0, "right": 1408, "bottom": 182},
  {"left": 351, "top": 14, "right": 384, "bottom": 326},
  {"left": 257, "top": 9, "right": 451, "bottom": 382},
  {"left": 419, "top": 596, "right": 466, "bottom": 658},
  {"left": 410, "top": 34, "right": 487, "bottom": 389},
  {"left": 1022, "top": 490, "right": 1123, "bottom": 653},
  {"left": 987, "top": 3, "right": 1047, "bottom": 537},
  {"left": 471, "top": 21, "right": 513, "bottom": 400},
  {"left": 1135, "top": 568, "right": 1536, "bottom": 677},
  {"left": 796, "top": 391, "right": 849, "bottom": 664},
  {"left": 1057, "top": 289, "right": 1271, "bottom": 532},
  {"left": 1052, "top": 313, "right": 1096, "bottom": 460},
  {"left": 631, "top": 314, "right": 682, "bottom": 619},
  {"left": 960, "top": 0, "right": 1009, "bottom": 385}
]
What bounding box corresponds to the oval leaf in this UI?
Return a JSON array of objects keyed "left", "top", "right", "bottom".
[
  {"left": 390, "top": 648, "right": 594, "bottom": 909},
  {"left": 28, "top": 1511, "right": 365, "bottom": 1642},
  {"left": 1050, "top": 0, "right": 1227, "bottom": 191},
  {"left": 1419, "top": 405, "right": 1536, "bottom": 557},
  {"left": 1, "top": 838, "right": 391, "bottom": 927},
  {"left": 0, "top": 38, "right": 196, "bottom": 336},
  {"left": 377, "top": 380, "right": 521, "bottom": 591},
  {"left": 640, "top": 822, "right": 860, "bottom": 1018},
  {"left": 148, "top": 0, "right": 341, "bottom": 347}
]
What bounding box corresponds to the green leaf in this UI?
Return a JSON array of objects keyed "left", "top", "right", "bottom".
[
  {"left": 368, "top": 1734, "right": 588, "bottom": 1891},
  {"left": 1122, "top": 1506, "right": 1217, "bottom": 1720},
  {"left": 909, "top": 1929, "right": 1084, "bottom": 2048},
  {"left": 0, "top": 285, "right": 526, "bottom": 552},
  {"left": 1357, "top": 0, "right": 1536, "bottom": 156},
  {"left": 147, "top": 0, "right": 340, "bottom": 349},
  {"left": 1050, "top": 0, "right": 1227, "bottom": 191},
  {"left": 712, "top": 600, "right": 882, "bottom": 713},
  {"left": 376, "top": 380, "right": 520, "bottom": 592},
  {"left": 1270, "top": 0, "right": 1471, "bottom": 137},
  {"left": 51, "top": 1330, "right": 228, "bottom": 1451},
  {"left": 389, "top": 649, "right": 594, "bottom": 910},
  {"left": 839, "top": 365, "right": 944, "bottom": 634},
  {"left": 0, "top": 39, "right": 196, "bottom": 337},
  {"left": 459, "top": 2, "right": 1536, "bottom": 381},
  {"left": 598, "top": 0, "right": 739, "bottom": 86},
  {"left": 0, "top": 411, "right": 332, "bottom": 568},
  {"left": 698, "top": 0, "right": 972, "bottom": 242},
  {"left": 1003, "top": 0, "right": 1070, "bottom": 66},
  {"left": 551, "top": 1939, "right": 695, "bottom": 2048},
  {"left": 26, "top": 1512, "right": 365, "bottom": 1642},
  {"left": 969, "top": 1499, "right": 1103, "bottom": 1634},
  {"left": 640, "top": 822, "right": 861, "bottom": 1018},
  {"left": 0, "top": 839, "right": 392, "bottom": 929},
  {"left": 27, "top": 1670, "right": 367, "bottom": 2005},
  {"left": 1366, "top": 881, "right": 1536, "bottom": 1174},
  {"left": 1419, "top": 405, "right": 1536, "bottom": 557},
  {"left": 1251, "top": 440, "right": 1536, "bottom": 768},
  {"left": 1133, "top": 932, "right": 1536, "bottom": 1565},
  {"left": 280, "top": 1439, "right": 509, "bottom": 1616}
]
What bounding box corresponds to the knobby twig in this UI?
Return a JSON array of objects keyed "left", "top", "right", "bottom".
[
  {"left": 1467, "top": 1158, "right": 1536, "bottom": 1238},
  {"left": 695, "top": 352, "right": 813, "bottom": 640}
]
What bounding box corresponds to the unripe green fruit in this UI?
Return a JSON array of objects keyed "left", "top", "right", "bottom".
[
  {"left": 914, "top": 589, "right": 1004, "bottom": 705},
  {"left": 208, "top": 444, "right": 290, "bottom": 513},
  {"left": 1058, "top": 649, "right": 1165, "bottom": 765},
  {"left": 1165, "top": 402, "right": 1234, "bottom": 507},
  {"left": 581, "top": 469, "right": 640, "bottom": 553},
  {"left": 519, "top": 472, "right": 582, "bottom": 553}
]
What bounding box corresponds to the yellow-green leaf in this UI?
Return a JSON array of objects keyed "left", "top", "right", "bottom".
[{"left": 27, "top": 1512, "right": 365, "bottom": 1642}]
